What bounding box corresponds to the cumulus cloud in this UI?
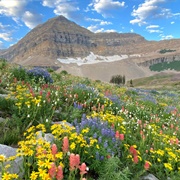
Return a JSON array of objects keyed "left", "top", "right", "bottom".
[
  {"left": 85, "top": 18, "right": 112, "bottom": 25},
  {"left": 0, "top": 0, "right": 27, "bottom": 17},
  {"left": 130, "top": 0, "right": 173, "bottom": 26},
  {"left": 100, "top": 21, "right": 112, "bottom": 25},
  {"left": 148, "top": 29, "right": 163, "bottom": 33},
  {"left": 146, "top": 25, "right": 159, "bottom": 29},
  {"left": 87, "top": 24, "right": 116, "bottom": 33},
  {"left": 0, "top": 33, "right": 13, "bottom": 42},
  {"left": 0, "top": 0, "right": 43, "bottom": 29},
  {"left": 85, "top": 18, "right": 101, "bottom": 22},
  {"left": 87, "top": 25, "right": 99, "bottom": 32},
  {"left": 171, "top": 21, "right": 175, "bottom": 24},
  {"left": 160, "top": 34, "right": 174, "bottom": 40},
  {"left": 146, "top": 25, "right": 162, "bottom": 33},
  {"left": 0, "top": 22, "right": 10, "bottom": 30},
  {"left": 105, "top": 29, "right": 117, "bottom": 33},
  {"left": 90, "top": 0, "right": 125, "bottom": 17},
  {"left": 22, "top": 11, "right": 43, "bottom": 29},
  {"left": 42, "top": 0, "right": 79, "bottom": 19}
]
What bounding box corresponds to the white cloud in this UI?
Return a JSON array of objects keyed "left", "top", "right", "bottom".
[
  {"left": 0, "top": 33, "right": 13, "bottom": 42},
  {"left": 146, "top": 25, "right": 162, "bottom": 33},
  {"left": 147, "top": 29, "right": 163, "bottom": 33},
  {"left": 0, "top": 23, "right": 10, "bottom": 30},
  {"left": 85, "top": 18, "right": 101, "bottom": 22},
  {"left": 171, "top": 21, "right": 175, "bottom": 24},
  {"left": 160, "top": 34, "right": 174, "bottom": 40},
  {"left": 105, "top": 29, "right": 117, "bottom": 33},
  {"left": 0, "top": 0, "right": 43, "bottom": 30},
  {"left": 130, "top": 18, "right": 146, "bottom": 26},
  {"left": 130, "top": 0, "right": 172, "bottom": 26},
  {"left": 0, "top": 0, "right": 27, "bottom": 17},
  {"left": 90, "top": 0, "right": 125, "bottom": 17},
  {"left": 146, "top": 25, "right": 159, "bottom": 29},
  {"left": 100, "top": 21, "right": 112, "bottom": 25},
  {"left": 42, "top": 0, "right": 79, "bottom": 19},
  {"left": 22, "top": 11, "right": 43, "bottom": 29},
  {"left": 87, "top": 24, "right": 116, "bottom": 33},
  {"left": 85, "top": 18, "right": 112, "bottom": 26},
  {"left": 130, "top": 29, "right": 134, "bottom": 33},
  {"left": 87, "top": 25, "right": 99, "bottom": 32}
]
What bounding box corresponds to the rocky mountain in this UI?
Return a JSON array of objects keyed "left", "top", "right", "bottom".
[
  {"left": 0, "top": 15, "right": 180, "bottom": 81},
  {"left": 0, "top": 15, "right": 148, "bottom": 64}
]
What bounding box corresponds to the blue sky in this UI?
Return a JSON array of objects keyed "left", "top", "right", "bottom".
[{"left": 0, "top": 0, "right": 180, "bottom": 49}]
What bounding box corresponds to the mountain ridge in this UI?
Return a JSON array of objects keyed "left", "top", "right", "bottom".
[{"left": 0, "top": 15, "right": 180, "bottom": 82}]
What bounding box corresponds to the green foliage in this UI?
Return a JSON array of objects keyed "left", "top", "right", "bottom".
[
  {"left": 60, "top": 70, "right": 68, "bottom": 75},
  {"left": 0, "top": 119, "right": 21, "bottom": 146},
  {"left": 159, "top": 49, "right": 176, "bottom": 54},
  {"left": 149, "top": 60, "right": 180, "bottom": 71},
  {"left": 130, "top": 79, "right": 133, "bottom": 87},
  {"left": 110, "top": 75, "right": 125, "bottom": 85},
  {"left": 10, "top": 66, "right": 28, "bottom": 81},
  {"left": 0, "top": 58, "right": 8, "bottom": 70},
  {"left": 0, "top": 96, "right": 15, "bottom": 116},
  {"left": 98, "top": 157, "right": 131, "bottom": 180}
]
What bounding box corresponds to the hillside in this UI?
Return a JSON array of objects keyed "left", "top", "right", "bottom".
[{"left": 0, "top": 15, "right": 180, "bottom": 82}]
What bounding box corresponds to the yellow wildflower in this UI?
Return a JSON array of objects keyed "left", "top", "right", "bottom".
[
  {"left": 30, "top": 171, "right": 38, "bottom": 180},
  {"left": 164, "top": 163, "right": 173, "bottom": 171}
]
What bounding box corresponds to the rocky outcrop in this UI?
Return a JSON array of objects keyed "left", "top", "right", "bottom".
[
  {"left": 137, "top": 55, "right": 180, "bottom": 67},
  {"left": 0, "top": 15, "right": 148, "bottom": 64}
]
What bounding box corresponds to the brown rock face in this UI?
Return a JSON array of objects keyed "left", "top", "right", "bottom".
[
  {"left": 0, "top": 15, "right": 180, "bottom": 81},
  {"left": 0, "top": 15, "right": 148, "bottom": 64}
]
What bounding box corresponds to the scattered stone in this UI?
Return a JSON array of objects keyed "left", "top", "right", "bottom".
[
  {"left": 141, "top": 173, "right": 159, "bottom": 180},
  {"left": 0, "top": 144, "right": 24, "bottom": 178},
  {"left": 0, "top": 117, "right": 5, "bottom": 123},
  {"left": 36, "top": 131, "right": 54, "bottom": 143}
]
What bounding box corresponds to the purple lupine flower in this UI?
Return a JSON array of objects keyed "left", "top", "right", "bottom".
[{"left": 98, "top": 136, "right": 102, "bottom": 143}]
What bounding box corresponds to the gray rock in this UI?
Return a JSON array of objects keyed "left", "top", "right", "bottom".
[
  {"left": 141, "top": 173, "right": 159, "bottom": 180},
  {"left": 0, "top": 117, "right": 5, "bottom": 123},
  {"left": 0, "top": 94, "right": 8, "bottom": 98},
  {"left": 0, "top": 144, "right": 24, "bottom": 178},
  {"left": 36, "top": 131, "right": 54, "bottom": 143}
]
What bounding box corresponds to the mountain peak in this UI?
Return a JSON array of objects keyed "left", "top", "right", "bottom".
[
  {"left": 49, "top": 15, "right": 70, "bottom": 22},
  {"left": 0, "top": 15, "right": 151, "bottom": 64}
]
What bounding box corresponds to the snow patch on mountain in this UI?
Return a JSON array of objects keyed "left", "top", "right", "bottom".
[{"left": 57, "top": 52, "right": 132, "bottom": 66}]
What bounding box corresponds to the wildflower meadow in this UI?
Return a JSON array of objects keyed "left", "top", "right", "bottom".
[{"left": 0, "top": 59, "right": 179, "bottom": 180}]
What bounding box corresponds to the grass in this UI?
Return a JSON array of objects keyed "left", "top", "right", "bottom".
[{"left": 128, "top": 73, "right": 180, "bottom": 90}]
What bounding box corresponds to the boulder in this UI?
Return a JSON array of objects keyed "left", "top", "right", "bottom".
[
  {"left": 0, "top": 144, "right": 23, "bottom": 178},
  {"left": 141, "top": 173, "right": 159, "bottom": 180}
]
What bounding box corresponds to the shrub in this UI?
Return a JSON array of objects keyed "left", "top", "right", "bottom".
[
  {"left": 110, "top": 75, "right": 125, "bottom": 85},
  {"left": 10, "top": 66, "right": 28, "bottom": 81}
]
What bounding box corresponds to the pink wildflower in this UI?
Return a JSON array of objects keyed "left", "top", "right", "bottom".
[
  {"left": 144, "top": 161, "right": 150, "bottom": 170},
  {"left": 56, "top": 165, "right": 63, "bottom": 180},
  {"left": 119, "top": 134, "right": 124, "bottom": 141},
  {"left": 79, "top": 163, "right": 87, "bottom": 175},
  {"left": 51, "top": 144, "right": 58, "bottom": 155},
  {"left": 48, "top": 163, "right": 56, "bottom": 178},
  {"left": 133, "top": 155, "right": 138, "bottom": 164},
  {"left": 129, "top": 146, "right": 137, "bottom": 156},
  {"left": 69, "top": 153, "right": 80, "bottom": 170},
  {"left": 115, "top": 131, "right": 120, "bottom": 139},
  {"left": 62, "top": 136, "right": 69, "bottom": 153}
]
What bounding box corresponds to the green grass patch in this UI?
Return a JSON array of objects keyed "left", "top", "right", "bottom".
[{"left": 150, "top": 60, "right": 180, "bottom": 72}]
